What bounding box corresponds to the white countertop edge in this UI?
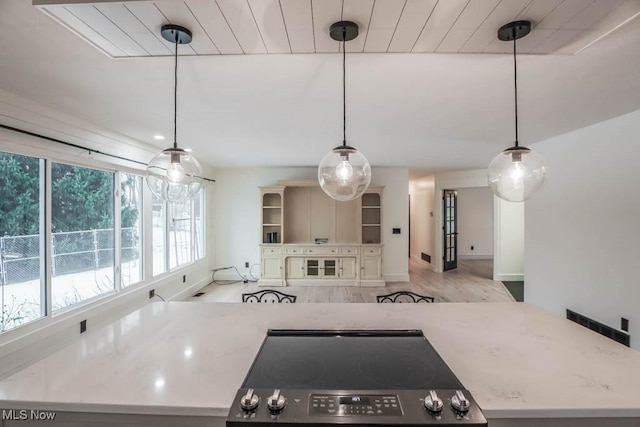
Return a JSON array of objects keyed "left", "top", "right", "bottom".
[
  {"left": 4, "top": 400, "right": 640, "bottom": 419},
  {"left": 484, "top": 407, "right": 640, "bottom": 419},
  {"left": 0, "top": 400, "right": 228, "bottom": 417}
]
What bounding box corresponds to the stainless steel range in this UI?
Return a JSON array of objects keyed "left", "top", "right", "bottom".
[{"left": 226, "top": 330, "right": 487, "bottom": 426}]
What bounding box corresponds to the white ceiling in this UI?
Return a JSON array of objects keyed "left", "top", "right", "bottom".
[
  {"left": 36, "top": 0, "right": 640, "bottom": 56},
  {"left": 2, "top": 0, "right": 640, "bottom": 177}
]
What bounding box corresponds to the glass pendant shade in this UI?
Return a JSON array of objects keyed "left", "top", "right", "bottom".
[
  {"left": 146, "top": 147, "right": 203, "bottom": 203},
  {"left": 487, "top": 147, "right": 546, "bottom": 202},
  {"left": 318, "top": 146, "right": 371, "bottom": 201},
  {"left": 146, "top": 24, "right": 204, "bottom": 204}
]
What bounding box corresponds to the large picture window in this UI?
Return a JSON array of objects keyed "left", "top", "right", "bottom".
[
  {"left": 0, "top": 152, "right": 45, "bottom": 332},
  {"left": 0, "top": 145, "right": 206, "bottom": 334},
  {"left": 152, "top": 194, "right": 167, "bottom": 277},
  {"left": 51, "top": 163, "right": 115, "bottom": 311},
  {"left": 120, "top": 173, "right": 143, "bottom": 287},
  {"left": 153, "top": 191, "right": 205, "bottom": 274},
  {"left": 169, "top": 201, "right": 193, "bottom": 269}
]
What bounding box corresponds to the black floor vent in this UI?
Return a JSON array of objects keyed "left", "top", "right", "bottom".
[
  {"left": 193, "top": 292, "right": 205, "bottom": 297},
  {"left": 566, "top": 309, "right": 630, "bottom": 347},
  {"left": 421, "top": 252, "right": 431, "bottom": 263}
]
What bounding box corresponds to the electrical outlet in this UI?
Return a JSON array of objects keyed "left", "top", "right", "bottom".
[
  {"left": 80, "top": 320, "right": 87, "bottom": 333},
  {"left": 182, "top": 275, "right": 186, "bottom": 283},
  {"left": 245, "top": 262, "right": 250, "bottom": 268},
  {"left": 149, "top": 289, "right": 155, "bottom": 299}
]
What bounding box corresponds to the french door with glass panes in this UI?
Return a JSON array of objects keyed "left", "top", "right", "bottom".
[
  {"left": 305, "top": 259, "right": 338, "bottom": 278},
  {"left": 443, "top": 189, "right": 458, "bottom": 272}
]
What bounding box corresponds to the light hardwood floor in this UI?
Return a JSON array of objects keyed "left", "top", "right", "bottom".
[{"left": 186, "top": 258, "right": 514, "bottom": 303}]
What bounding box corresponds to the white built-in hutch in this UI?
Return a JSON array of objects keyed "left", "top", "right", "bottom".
[{"left": 259, "top": 181, "right": 384, "bottom": 287}]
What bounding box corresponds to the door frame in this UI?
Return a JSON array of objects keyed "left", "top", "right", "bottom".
[{"left": 442, "top": 189, "right": 458, "bottom": 271}]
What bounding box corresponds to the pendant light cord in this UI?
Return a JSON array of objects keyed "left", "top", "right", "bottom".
[
  {"left": 342, "top": 27, "right": 347, "bottom": 147},
  {"left": 513, "top": 29, "right": 519, "bottom": 148},
  {"left": 173, "top": 36, "right": 178, "bottom": 150}
]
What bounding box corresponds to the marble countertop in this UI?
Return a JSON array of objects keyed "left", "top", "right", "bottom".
[{"left": 0, "top": 302, "right": 639, "bottom": 419}]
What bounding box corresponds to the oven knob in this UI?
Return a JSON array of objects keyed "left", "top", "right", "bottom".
[
  {"left": 423, "top": 390, "right": 443, "bottom": 412},
  {"left": 450, "top": 390, "right": 470, "bottom": 413},
  {"left": 267, "top": 389, "right": 286, "bottom": 412},
  {"left": 240, "top": 388, "right": 260, "bottom": 411}
]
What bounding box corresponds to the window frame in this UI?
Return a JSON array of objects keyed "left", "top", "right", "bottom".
[{"left": 0, "top": 135, "right": 207, "bottom": 336}]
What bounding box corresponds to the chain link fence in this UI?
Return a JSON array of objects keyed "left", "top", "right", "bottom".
[{"left": 0, "top": 228, "right": 139, "bottom": 286}]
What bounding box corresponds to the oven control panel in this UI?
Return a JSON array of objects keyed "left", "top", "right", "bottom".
[
  {"left": 309, "top": 394, "right": 403, "bottom": 416},
  {"left": 227, "top": 389, "right": 487, "bottom": 426}
]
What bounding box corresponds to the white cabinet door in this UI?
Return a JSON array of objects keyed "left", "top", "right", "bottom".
[
  {"left": 340, "top": 258, "right": 357, "bottom": 279},
  {"left": 361, "top": 257, "right": 382, "bottom": 280},
  {"left": 262, "top": 257, "right": 282, "bottom": 279},
  {"left": 306, "top": 259, "right": 320, "bottom": 277},
  {"left": 287, "top": 257, "right": 305, "bottom": 279},
  {"left": 322, "top": 259, "right": 338, "bottom": 278}
]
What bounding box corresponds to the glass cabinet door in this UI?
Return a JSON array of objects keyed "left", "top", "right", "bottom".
[
  {"left": 306, "top": 259, "right": 319, "bottom": 276},
  {"left": 323, "top": 259, "right": 337, "bottom": 277}
]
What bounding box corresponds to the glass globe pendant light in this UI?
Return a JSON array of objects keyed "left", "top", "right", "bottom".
[
  {"left": 318, "top": 21, "right": 371, "bottom": 202},
  {"left": 487, "top": 21, "right": 546, "bottom": 202},
  {"left": 146, "top": 25, "right": 203, "bottom": 204}
]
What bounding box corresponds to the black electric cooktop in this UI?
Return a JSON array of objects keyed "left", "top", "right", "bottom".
[
  {"left": 242, "top": 330, "right": 463, "bottom": 390},
  {"left": 228, "top": 330, "right": 487, "bottom": 426}
]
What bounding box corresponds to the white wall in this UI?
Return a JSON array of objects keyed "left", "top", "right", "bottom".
[
  {"left": 525, "top": 109, "right": 640, "bottom": 349},
  {"left": 213, "top": 167, "right": 410, "bottom": 282},
  {"left": 409, "top": 176, "right": 435, "bottom": 266},
  {"left": 493, "top": 197, "right": 524, "bottom": 281},
  {"left": 432, "top": 169, "right": 524, "bottom": 279},
  {"left": 457, "top": 187, "right": 493, "bottom": 258},
  {"left": 433, "top": 169, "right": 488, "bottom": 272}
]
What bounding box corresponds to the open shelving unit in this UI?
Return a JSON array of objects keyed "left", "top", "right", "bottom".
[
  {"left": 361, "top": 193, "right": 381, "bottom": 244},
  {"left": 258, "top": 183, "right": 384, "bottom": 287},
  {"left": 262, "top": 190, "right": 283, "bottom": 244}
]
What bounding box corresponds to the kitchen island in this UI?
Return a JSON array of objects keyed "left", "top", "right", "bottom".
[{"left": 0, "top": 302, "right": 639, "bottom": 426}]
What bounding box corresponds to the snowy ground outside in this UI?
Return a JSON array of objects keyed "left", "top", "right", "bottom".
[
  {"left": 1, "top": 226, "right": 196, "bottom": 332},
  {"left": 0, "top": 259, "right": 143, "bottom": 332}
]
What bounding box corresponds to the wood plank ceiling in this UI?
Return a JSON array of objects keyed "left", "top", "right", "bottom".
[{"left": 35, "top": 0, "right": 640, "bottom": 58}]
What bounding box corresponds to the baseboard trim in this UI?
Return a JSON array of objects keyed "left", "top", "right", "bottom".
[
  {"left": 410, "top": 254, "right": 434, "bottom": 271},
  {"left": 494, "top": 273, "right": 524, "bottom": 281},
  {"left": 212, "top": 271, "right": 256, "bottom": 282},
  {"left": 285, "top": 280, "right": 360, "bottom": 287},
  {"left": 171, "top": 278, "right": 212, "bottom": 301},
  {"left": 458, "top": 254, "right": 493, "bottom": 260},
  {"left": 384, "top": 274, "right": 410, "bottom": 282}
]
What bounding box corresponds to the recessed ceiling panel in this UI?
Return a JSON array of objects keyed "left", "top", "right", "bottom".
[
  {"left": 362, "top": 0, "right": 404, "bottom": 53},
  {"left": 312, "top": 0, "right": 342, "bottom": 53},
  {"left": 341, "top": 0, "right": 374, "bottom": 53},
  {"left": 280, "top": 0, "right": 314, "bottom": 53},
  {"left": 34, "top": 0, "right": 640, "bottom": 57},
  {"left": 387, "top": 0, "right": 437, "bottom": 53}
]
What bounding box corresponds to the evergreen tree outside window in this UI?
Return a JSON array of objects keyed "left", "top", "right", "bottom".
[
  {"left": 0, "top": 151, "right": 45, "bottom": 332},
  {"left": 120, "top": 173, "right": 143, "bottom": 287},
  {"left": 51, "top": 163, "right": 115, "bottom": 311}
]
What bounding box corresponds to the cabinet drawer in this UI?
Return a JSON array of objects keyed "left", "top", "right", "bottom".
[
  {"left": 262, "top": 247, "right": 282, "bottom": 255},
  {"left": 363, "top": 247, "right": 381, "bottom": 256},
  {"left": 340, "top": 247, "right": 359, "bottom": 255},
  {"left": 284, "top": 247, "right": 303, "bottom": 255},
  {"left": 305, "top": 247, "right": 338, "bottom": 255}
]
